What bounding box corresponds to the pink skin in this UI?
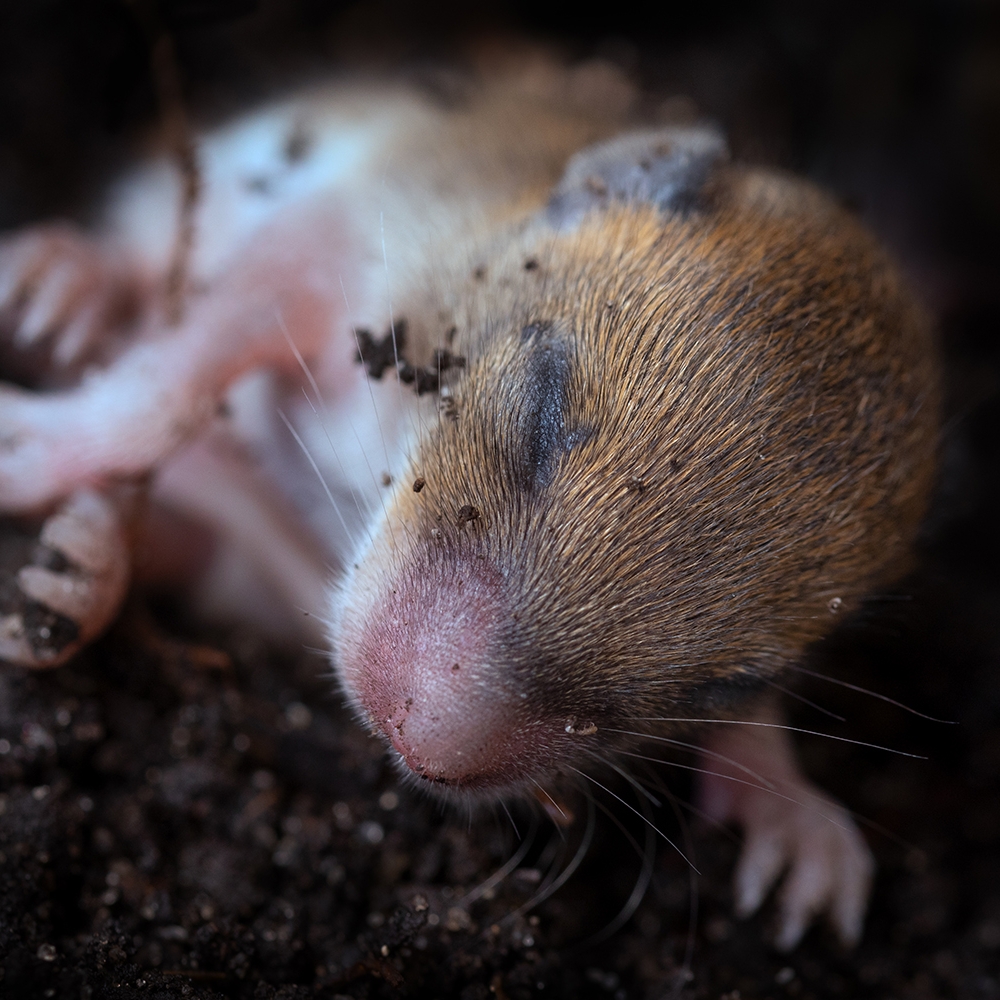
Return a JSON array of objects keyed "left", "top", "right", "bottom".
[
  {"left": 0, "top": 224, "right": 149, "bottom": 366},
  {"left": 0, "top": 201, "right": 363, "bottom": 512},
  {"left": 697, "top": 704, "right": 875, "bottom": 950},
  {"left": 338, "top": 556, "right": 571, "bottom": 793}
]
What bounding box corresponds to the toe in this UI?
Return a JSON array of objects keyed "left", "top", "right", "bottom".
[
  {"left": 0, "top": 236, "right": 39, "bottom": 308},
  {"left": 734, "top": 824, "right": 786, "bottom": 918},
  {"left": 52, "top": 303, "right": 101, "bottom": 366},
  {"left": 0, "top": 489, "right": 130, "bottom": 668},
  {"left": 37, "top": 490, "right": 124, "bottom": 574},
  {"left": 15, "top": 260, "right": 78, "bottom": 347},
  {"left": 772, "top": 800, "right": 874, "bottom": 951},
  {"left": 775, "top": 849, "right": 833, "bottom": 951},
  {"left": 829, "top": 823, "right": 875, "bottom": 947}
]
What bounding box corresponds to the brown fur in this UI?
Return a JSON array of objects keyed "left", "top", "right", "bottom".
[{"left": 351, "top": 161, "right": 938, "bottom": 752}]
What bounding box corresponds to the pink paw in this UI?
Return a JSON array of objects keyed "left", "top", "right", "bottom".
[
  {"left": 0, "top": 489, "right": 130, "bottom": 668},
  {"left": 728, "top": 780, "right": 874, "bottom": 950},
  {"left": 698, "top": 713, "right": 875, "bottom": 950},
  {"left": 0, "top": 224, "right": 143, "bottom": 368}
]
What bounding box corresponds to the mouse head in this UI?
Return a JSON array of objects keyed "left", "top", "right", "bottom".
[{"left": 331, "top": 127, "right": 937, "bottom": 800}]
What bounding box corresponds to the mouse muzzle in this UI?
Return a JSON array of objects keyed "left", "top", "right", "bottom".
[{"left": 335, "top": 554, "right": 568, "bottom": 794}]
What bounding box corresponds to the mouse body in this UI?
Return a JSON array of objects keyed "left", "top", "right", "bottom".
[{"left": 0, "top": 56, "right": 938, "bottom": 950}]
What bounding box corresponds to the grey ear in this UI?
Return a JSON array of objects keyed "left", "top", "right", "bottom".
[{"left": 546, "top": 125, "right": 728, "bottom": 229}]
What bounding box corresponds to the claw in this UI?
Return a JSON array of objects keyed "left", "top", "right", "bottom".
[
  {"left": 0, "top": 239, "right": 34, "bottom": 307},
  {"left": 697, "top": 706, "right": 875, "bottom": 950},
  {"left": 733, "top": 825, "right": 786, "bottom": 919},
  {"left": 16, "top": 259, "right": 78, "bottom": 347},
  {"left": 52, "top": 302, "right": 100, "bottom": 366},
  {"left": 0, "top": 223, "right": 143, "bottom": 371}
]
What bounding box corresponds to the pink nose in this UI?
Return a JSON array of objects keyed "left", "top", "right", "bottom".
[
  {"left": 338, "top": 558, "right": 548, "bottom": 791},
  {"left": 382, "top": 663, "right": 522, "bottom": 785}
]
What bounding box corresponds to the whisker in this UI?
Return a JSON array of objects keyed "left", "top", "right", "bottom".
[
  {"left": 660, "top": 787, "right": 744, "bottom": 846},
  {"left": 762, "top": 676, "right": 847, "bottom": 722},
  {"left": 460, "top": 811, "right": 539, "bottom": 907},
  {"left": 505, "top": 792, "right": 596, "bottom": 922},
  {"left": 335, "top": 281, "right": 415, "bottom": 558},
  {"left": 277, "top": 311, "right": 328, "bottom": 417},
  {"left": 527, "top": 823, "right": 569, "bottom": 899},
  {"left": 622, "top": 719, "right": 927, "bottom": 759},
  {"left": 581, "top": 788, "right": 657, "bottom": 946},
  {"left": 589, "top": 793, "right": 652, "bottom": 874},
  {"left": 302, "top": 645, "right": 333, "bottom": 658},
  {"left": 622, "top": 744, "right": 923, "bottom": 855},
  {"left": 606, "top": 733, "right": 777, "bottom": 790},
  {"left": 566, "top": 766, "right": 699, "bottom": 873},
  {"left": 614, "top": 750, "right": 780, "bottom": 799},
  {"left": 339, "top": 274, "right": 395, "bottom": 481},
  {"left": 787, "top": 664, "right": 957, "bottom": 723},
  {"left": 343, "top": 408, "right": 415, "bottom": 551},
  {"left": 529, "top": 779, "right": 571, "bottom": 839},
  {"left": 605, "top": 760, "right": 662, "bottom": 808},
  {"left": 499, "top": 798, "right": 520, "bottom": 839},
  {"left": 299, "top": 386, "right": 374, "bottom": 531},
  {"left": 612, "top": 748, "right": 857, "bottom": 834},
  {"left": 846, "top": 807, "right": 923, "bottom": 853},
  {"left": 277, "top": 409, "right": 355, "bottom": 545},
  {"left": 378, "top": 172, "right": 422, "bottom": 446},
  {"left": 657, "top": 776, "right": 698, "bottom": 983},
  {"left": 276, "top": 312, "right": 372, "bottom": 535}
]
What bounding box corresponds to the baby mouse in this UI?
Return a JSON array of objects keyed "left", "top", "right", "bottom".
[{"left": 0, "top": 55, "right": 937, "bottom": 951}]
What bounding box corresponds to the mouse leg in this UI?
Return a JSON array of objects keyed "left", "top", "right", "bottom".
[
  {"left": 0, "top": 224, "right": 148, "bottom": 368},
  {"left": 0, "top": 488, "right": 131, "bottom": 667},
  {"left": 152, "top": 435, "right": 333, "bottom": 643},
  {"left": 696, "top": 698, "right": 874, "bottom": 950},
  {"left": 0, "top": 200, "right": 363, "bottom": 513}
]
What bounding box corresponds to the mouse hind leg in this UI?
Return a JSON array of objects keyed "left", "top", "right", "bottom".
[
  {"left": 0, "top": 197, "right": 364, "bottom": 513},
  {"left": 0, "top": 224, "right": 147, "bottom": 667},
  {"left": 0, "top": 488, "right": 131, "bottom": 668},
  {"left": 0, "top": 198, "right": 371, "bottom": 661}
]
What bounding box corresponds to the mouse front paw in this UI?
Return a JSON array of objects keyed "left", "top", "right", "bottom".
[
  {"left": 726, "top": 777, "right": 874, "bottom": 950},
  {"left": 697, "top": 712, "right": 875, "bottom": 950},
  {"left": 0, "top": 489, "right": 130, "bottom": 668},
  {"left": 0, "top": 224, "right": 144, "bottom": 369}
]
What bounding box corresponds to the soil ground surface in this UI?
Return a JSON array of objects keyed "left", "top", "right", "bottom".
[{"left": 0, "top": 2, "right": 998, "bottom": 997}]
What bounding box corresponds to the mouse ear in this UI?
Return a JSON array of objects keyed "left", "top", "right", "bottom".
[{"left": 546, "top": 125, "right": 728, "bottom": 229}]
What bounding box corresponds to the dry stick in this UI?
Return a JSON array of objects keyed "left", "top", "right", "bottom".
[
  {"left": 111, "top": 3, "right": 202, "bottom": 608},
  {"left": 153, "top": 36, "right": 200, "bottom": 325},
  {"left": 127, "top": 0, "right": 201, "bottom": 326}
]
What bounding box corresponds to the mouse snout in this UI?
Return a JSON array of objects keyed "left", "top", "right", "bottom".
[
  {"left": 380, "top": 661, "right": 524, "bottom": 789},
  {"left": 337, "top": 557, "right": 554, "bottom": 792}
]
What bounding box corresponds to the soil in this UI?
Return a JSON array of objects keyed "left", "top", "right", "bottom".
[
  {"left": 0, "top": 571, "right": 997, "bottom": 1000},
  {"left": 1, "top": 2, "right": 999, "bottom": 997}
]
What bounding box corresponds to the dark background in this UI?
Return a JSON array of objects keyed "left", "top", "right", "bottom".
[{"left": 0, "top": 2, "right": 998, "bottom": 997}]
